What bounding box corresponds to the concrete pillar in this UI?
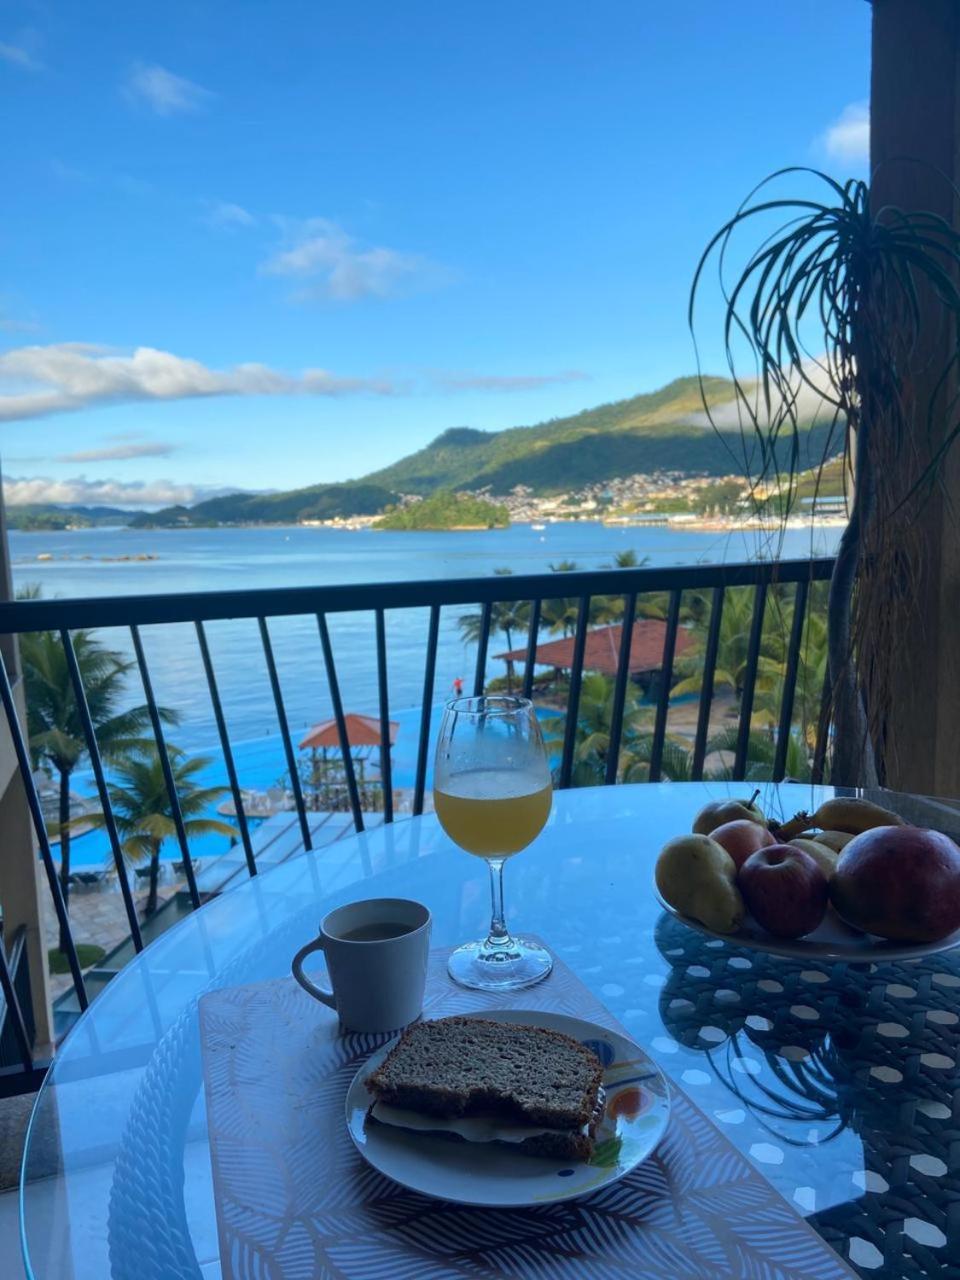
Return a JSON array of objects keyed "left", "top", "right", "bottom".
[
  {"left": 0, "top": 461, "right": 53, "bottom": 1048},
  {"left": 870, "top": 0, "right": 960, "bottom": 799}
]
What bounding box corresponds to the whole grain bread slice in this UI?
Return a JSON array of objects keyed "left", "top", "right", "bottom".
[{"left": 365, "top": 1016, "right": 604, "bottom": 1130}]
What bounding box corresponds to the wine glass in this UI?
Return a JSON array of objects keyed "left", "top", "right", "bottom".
[{"left": 433, "top": 694, "right": 553, "bottom": 990}]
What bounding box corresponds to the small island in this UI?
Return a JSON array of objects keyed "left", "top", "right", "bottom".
[{"left": 375, "top": 490, "right": 510, "bottom": 531}]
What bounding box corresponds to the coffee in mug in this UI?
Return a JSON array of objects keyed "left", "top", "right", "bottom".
[{"left": 292, "top": 897, "right": 431, "bottom": 1032}]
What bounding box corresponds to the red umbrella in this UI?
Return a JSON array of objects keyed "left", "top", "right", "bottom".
[{"left": 299, "top": 713, "right": 398, "bottom": 751}]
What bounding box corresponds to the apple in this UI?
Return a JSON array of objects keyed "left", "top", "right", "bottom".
[
  {"left": 711, "top": 819, "right": 775, "bottom": 870},
  {"left": 693, "top": 791, "right": 766, "bottom": 836},
  {"left": 738, "top": 844, "right": 829, "bottom": 939},
  {"left": 831, "top": 825, "right": 960, "bottom": 942}
]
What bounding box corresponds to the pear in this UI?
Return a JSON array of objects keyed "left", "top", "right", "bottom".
[
  {"left": 692, "top": 789, "right": 765, "bottom": 836},
  {"left": 789, "top": 837, "right": 839, "bottom": 882},
  {"left": 656, "top": 834, "right": 745, "bottom": 934}
]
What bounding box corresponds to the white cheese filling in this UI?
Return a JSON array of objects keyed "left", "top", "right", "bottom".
[{"left": 370, "top": 1101, "right": 590, "bottom": 1144}]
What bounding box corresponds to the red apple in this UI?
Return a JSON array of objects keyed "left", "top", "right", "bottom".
[
  {"left": 711, "top": 819, "right": 775, "bottom": 870},
  {"left": 739, "top": 844, "right": 828, "bottom": 939},
  {"left": 831, "top": 825, "right": 960, "bottom": 942}
]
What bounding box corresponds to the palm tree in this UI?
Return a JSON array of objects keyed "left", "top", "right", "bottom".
[
  {"left": 105, "top": 747, "right": 236, "bottom": 916},
  {"left": 621, "top": 734, "right": 700, "bottom": 783},
  {"left": 705, "top": 724, "right": 815, "bottom": 783},
  {"left": 20, "top": 628, "right": 175, "bottom": 950},
  {"left": 457, "top": 569, "right": 530, "bottom": 692},
  {"left": 541, "top": 673, "right": 653, "bottom": 784}
]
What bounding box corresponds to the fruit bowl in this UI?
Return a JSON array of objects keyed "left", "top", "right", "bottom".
[{"left": 653, "top": 887, "right": 960, "bottom": 963}]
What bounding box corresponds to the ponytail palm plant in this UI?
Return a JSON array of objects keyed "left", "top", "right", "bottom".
[{"left": 691, "top": 169, "right": 960, "bottom": 784}]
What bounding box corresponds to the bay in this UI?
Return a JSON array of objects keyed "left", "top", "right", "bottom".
[{"left": 9, "top": 520, "right": 839, "bottom": 868}]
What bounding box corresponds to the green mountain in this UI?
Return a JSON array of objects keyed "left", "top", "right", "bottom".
[
  {"left": 5, "top": 503, "right": 134, "bottom": 530},
  {"left": 128, "top": 481, "right": 396, "bottom": 528},
  {"left": 363, "top": 376, "right": 746, "bottom": 495},
  {"left": 126, "top": 376, "right": 845, "bottom": 527}
]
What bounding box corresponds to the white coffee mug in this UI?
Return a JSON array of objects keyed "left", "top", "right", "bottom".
[{"left": 292, "top": 897, "right": 431, "bottom": 1032}]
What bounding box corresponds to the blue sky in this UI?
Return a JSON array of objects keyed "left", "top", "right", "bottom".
[{"left": 1, "top": 1, "right": 870, "bottom": 507}]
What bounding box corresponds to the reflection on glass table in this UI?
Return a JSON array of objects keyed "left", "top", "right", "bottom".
[{"left": 19, "top": 782, "right": 960, "bottom": 1280}]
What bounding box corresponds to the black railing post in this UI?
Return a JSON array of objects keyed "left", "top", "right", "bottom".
[
  {"left": 414, "top": 605, "right": 441, "bottom": 816},
  {"left": 812, "top": 669, "right": 833, "bottom": 785},
  {"left": 773, "top": 578, "right": 810, "bottom": 782},
  {"left": 375, "top": 608, "right": 394, "bottom": 824},
  {"left": 130, "top": 625, "right": 201, "bottom": 910},
  {"left": 61, "top": 629, "right": 144, "bottom": 953},
  {"left": 521, "top": 599, "right": 542, "bottom": 700},
  {"left": 0, "top": 929, "right": 33, "bottom": 1072},
  {"left": 733, "top": 584, "right": 768, "bottom": 780},
  {"left": 605, "top": 593, "right": 638, "bottom": 786},
  {"left": 648, "top": 590, "right": 682, "bottom": 783},
  {"left": 316, "top": 614, "right": 364, "bottom": 833},
  {"left": 195, "top": 622, "right": 257, "bottom": 877},
  {"left": 692, "top": 586, "right": 725, "bottom": 780},
  {"left": 559, "top": 597, "right": 591, "bottom": 789},
  {"left": 472, "top": 601, "right": 492, "bottom": 697},
  {"left": 258, "top": 618, "right": 312, "bottom": 851}
]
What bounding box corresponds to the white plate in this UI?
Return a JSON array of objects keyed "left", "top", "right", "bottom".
[
  {"left": 655, "top": 888, "right": 960, "bottom": 963},
  {"left": 345, "top": 1008, "right": 670, "bottom": 1207}
]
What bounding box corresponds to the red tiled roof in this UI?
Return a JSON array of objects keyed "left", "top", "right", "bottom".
[
  {"left": 299, "top": 713, "right": 398, "bottom": 750},
  {"left": 494, "top": 620, "right": 692, "bottom": 677}
]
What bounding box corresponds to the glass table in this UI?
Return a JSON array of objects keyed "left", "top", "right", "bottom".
[{"left": 19, "top": 782, "right": 960, "bottom": 1279}]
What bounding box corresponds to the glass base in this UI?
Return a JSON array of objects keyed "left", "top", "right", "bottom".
[{"left": 447, "top": 936, "right": 553, "bottom": 991}]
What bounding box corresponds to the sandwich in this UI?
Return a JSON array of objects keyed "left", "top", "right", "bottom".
[{"left": 364, "top": 1015, "right": 605, "bottom": 1161}]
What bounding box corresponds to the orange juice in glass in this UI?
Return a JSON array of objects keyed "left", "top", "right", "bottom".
[{"left": 434, "top": 696, "right": 553, "bottom": 990}]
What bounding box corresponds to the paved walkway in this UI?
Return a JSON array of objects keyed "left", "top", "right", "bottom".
[{"left": 41, "top": 807, "right": 382, "bottom": 999}]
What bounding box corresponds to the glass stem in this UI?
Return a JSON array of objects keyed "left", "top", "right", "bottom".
[{"left": 486, "top": 857, "right": 510, "bottom": 946}]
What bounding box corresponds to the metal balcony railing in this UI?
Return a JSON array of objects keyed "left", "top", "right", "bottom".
[{"left": 0, "top": 555, "right": 834, "bottom": 1092}]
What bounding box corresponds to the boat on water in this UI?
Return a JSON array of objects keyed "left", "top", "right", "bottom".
[{"left": 531, "top": 522, "right": 546, "bottom": 531}]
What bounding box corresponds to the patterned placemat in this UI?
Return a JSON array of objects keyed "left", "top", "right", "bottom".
[{"left": 199, "top": 947, "right": 857, "bottom": 1280}]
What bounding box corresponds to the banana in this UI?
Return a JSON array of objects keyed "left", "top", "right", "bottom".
[
  {"left": 809, "top": 797, "right": 904, "bottom": 835},
  {"left": 772, "top": 811, "right": 814, "bottom": 842},
  {"left": 816, "top": 829, "right": 855, "bottom": 853}
]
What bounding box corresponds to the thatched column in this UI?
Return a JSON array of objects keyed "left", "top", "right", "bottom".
[{"left": 869, "top": 0, "right": 960, "bottom": 798}]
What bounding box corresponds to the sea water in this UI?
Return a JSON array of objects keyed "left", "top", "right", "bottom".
[{"left": 9, "top": 521, "right": 839, "bottom": 867}]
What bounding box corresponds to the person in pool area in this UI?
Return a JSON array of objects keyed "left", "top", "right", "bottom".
[{"left": 452, "top": 677, "right": 463, "bottom": 697}]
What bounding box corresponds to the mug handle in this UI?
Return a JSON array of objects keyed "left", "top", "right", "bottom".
[{"left": 292, "top": 937, "right": 336, "bottom": 1009}]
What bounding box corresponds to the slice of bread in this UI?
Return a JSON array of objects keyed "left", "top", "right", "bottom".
[{"left": 365, "top": 1016, "right": 604, "bottom": 1131}]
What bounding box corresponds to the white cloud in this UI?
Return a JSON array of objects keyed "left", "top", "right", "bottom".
[
  {"left": 0, "top": 342, "right": 398, "bottom": 423},
  {"left": 124, "top": 63, "right": 213, "bottom": 116},
  {"left": 821, "top": 102, "right": 869, "bottom": 165},
  {"left": 3, "top": 475, "right": 239, "bottom": 509},
  {"left": 686, "top": 359, "right": 841, "bottom": 430},
  {"left": 57, "top": 438, "right": 177, "bottom": 463},
  {"left": 262, "top": 217, "right": 447, "bottom": 302},
  {"left": 206, "top": 200, "right": 256, "bottom": 229},
  {"left": 435, "top": 370, "right": 588, "bottom": 392},
  {"left": 0, "top": 41, "right": 42, "bottom": 71}
]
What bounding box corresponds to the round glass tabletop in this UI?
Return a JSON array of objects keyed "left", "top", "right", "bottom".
[{"left": 19, "top": 781, "right": 960, "bottom": 1279}]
